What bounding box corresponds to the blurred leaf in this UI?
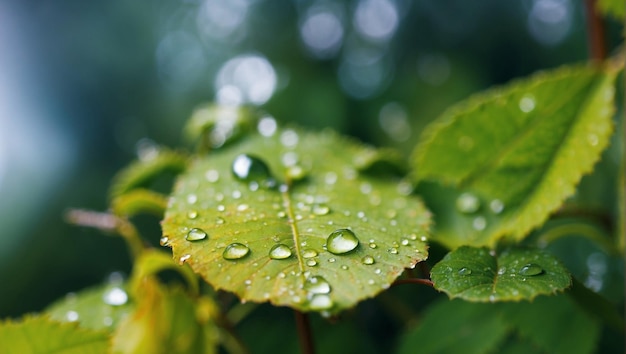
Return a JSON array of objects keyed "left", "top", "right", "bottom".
[
  {"left": 431, "top": 246, "right": 571, "bottom": 302},
  {"left": 111, "top": 279, "right": 218, "bottom": 354},
  {"left": 412, "top": 64, "right": 617, "bottom": 248},
  {"left": 0, "top": 315, "right": 109, "bottom": 354},
  {"left": 111, "top": 188, "right": 167, "bottom": 217},
  {"left": 597, "top": 0, "right": 625, "bottom": 20},
  {"left": 161, "top": 128, "right": 430, "bottom": 314},
  {"left": 109, "top": 149, "right": 188, "bottom": 199},
  {"left": 499, "top": 295, "right": 601, "bottom": 354},
  {"left": 396, "top": 299, "right": 509, "bottom": 354},
  {"left": 185, "top": 104, "right": 259, "bottom": 149},
  {"left": 46, "top": 280, "right": 133, "bottom": 332},
  {"left": 129, "top": 249, "right": 199, "bottom": 296}
]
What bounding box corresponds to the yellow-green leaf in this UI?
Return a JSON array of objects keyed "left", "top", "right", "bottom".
[
  {"left": 413, "top": 64, "right": 617, "bottom": 248},
  {"left": 161, "top": 128, "right": 431, "bottom": 314}
]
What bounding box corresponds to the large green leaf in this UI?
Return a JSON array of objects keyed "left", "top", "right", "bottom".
[
  {"left": 412, "top": 64, "right": 617, "bottom": 248},
  {"left": 161, "top": 128, "right": 430, "bottom": 314},
  {"left": 0, "top": 315, "right": 109, "bottom": 354},
  {"left": 396, "top": 299, "right": 510, "bottom": 354},
  {"left": 431, "top": 246, "right": 571, "bottom": 302}
]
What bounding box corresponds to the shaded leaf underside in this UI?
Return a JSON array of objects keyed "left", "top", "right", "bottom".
[
  {"left": 413, "top": 64, "right": 616, "bottom": 248},
  {"left": 162, "top": 129, "right": 430, "bottom": 313}
]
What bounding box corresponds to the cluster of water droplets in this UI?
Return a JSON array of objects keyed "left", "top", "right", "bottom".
[{"left": 454, "top": 192, "right": 505, "bottom": 232}]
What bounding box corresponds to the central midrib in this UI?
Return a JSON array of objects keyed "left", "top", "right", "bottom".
[{"left": 281, "top": 187, "right": 306, "bottom": 278}]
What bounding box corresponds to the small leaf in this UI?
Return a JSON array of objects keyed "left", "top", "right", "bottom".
[
  {"left": 111, "top": 189, "right": 168, "bottom": 217},
  {"left": 109, "top": 149, "right": 188, "bottom": 199},
  {"left": 499, "top": 295, "right": 600, "bottom": 354},
  {"left": 129, "top": 249, "right": 200, "bottom": 296},
  {"left": 396, "top": 299, "right": 510, "bottom": 354},
  {"left": 46, "top": 279, "right": 133, "bottom": 331},
  {"left": 412, "top": 64, "right": 617, "bottom": 248},
  {"left": 0, "top": 315, "right": 110, "bottom": 353},
  {"left": 162, "top": 128, "right": 430, "bottom": 314},
  {"left": 185, "top": 103, "right": 259, "bottom": 149},
  {"left": 431, "top": 246, "right": 571, "bottom": 302}
]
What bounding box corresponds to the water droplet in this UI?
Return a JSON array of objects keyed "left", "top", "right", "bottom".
[
  {"left": 306, "top": 259, "right": 318, "bottom": 267},
  {"left": 269, "top": 244, "right": 292, "bottom": 260},
  {"left": 186, "top": 194, "right": 198, "bottom": 204},
  {"left": 159, "top": 236, "right": 170, "bottom": 247},
  {"left": 216, "top": 217, "right": 225, "bottom": 224},
  {"left": 280, "top": 129, "right": 299, "bottom": 147},
  {"left": 369, "top": 242, "right": 377, "bottom": 249},
  {"left": 489, "top": 199, "right": 504, "bottom": 214},
  {"left": 304, "top": 276, "right": 331, "bottom": 294},
  {"left": 232, "top": 154, "right": 273, "bottom": 186},
  {"left": 401, "top": 239, "right": 409, "bottom": 246},
  {"left": 328, "top": 258, "right": 336, "bottom": 263},
  {"left": 102, "top": 287, "right": 128, "bottom": 306},
  {"left": 257, "top": 116, "right": 277, "bottom": 137},
  {"left": 308, "top": 294, "right": 333, "bottom": 310},
  {"left": 205, "top": 169, "right": 220, "bottom": 182},
  {"left": 223, "top": 243, "right": 250, "bottom": 260},
  {"left": 341, "top": 265, "right": 349, "bottom": 270},
  {"left": 456, "top": 193, "right": 480, "bottom": 213},
  {"left": 286, "top": 165, "right": 307, "bottom": 180},
  {"left": 518, "top": 263, "right": 543, "bottom": 276},
  {"left": 367, "top": 279, "right": 375, "bottom": 285},
  {"left": 312, "top": 204, "right": 331, "bottom": 216},
  {"left": 65, "top": 311, "right": 79, "bottom": 322},
  {"left": 388, "top": 247, "right": 398, "bottom": 254},
  {"left": 472, "top": 216, "right": 487, "bottom": 231},
  {"left": 519, "top": 93, "right": 536, "bottom": 113},
  {"left": 237, "top": 204, "right": 249, "bottom": 211},
  {"left": 179, "top": 254, "right": 191, "bottom": 264},
  {"left": 326, "top": 229, "right": 359, "bottom": 254},
  {"left": 458, "top": 267, "right": 472, "bottom": 275},
  {"left": 186, "top": 228, "right": 208, "bottom": 242},
  {"left": 302, "top": 249, "right": 318, "bottom": 258},
  {"left": 277, "top": 211, "right": 287, "bottom": 218},
  {"left": 362, "top": 256, "right": 375, "bottom": 265},
  {"left": 187, "top": 210, "right": 198, "bottom": 219}
]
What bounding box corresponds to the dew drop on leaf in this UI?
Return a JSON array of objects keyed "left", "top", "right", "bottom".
[
  {"left": 388, "top": 247, "right": 398, "bottom": 254},
  {"left": 518, "top": 263, "right": 544, "bottom": 276},
  {"left": 326, "top": 229, "right": 359, "bottom": 254},
  {"left": 308, "top": 294, "right": 333, "bottom": 311},
  {"left": 223, "top": 243, "right": 250, "bottom": 260},
  {"left": 65, "top": 311, "right": 79, "bottom": 322},
  {"left": 231, "top": 154, "right": 273, "bottom": 185},
  {"left": 362, "top": 255, "right": 375, "bottom": 265},
  {"left": 456, "top": 193, "right": 480, "bottom": 214},
  {"left": 186, "top": 228, "right": 208, "bottom": 242},
  {"left": 458, "top": 267, "right": 472, "bottom": 275},
  {"left": 306, "top": 259, "right": 318, "bottom": 267},
  {"left": 312, "top": 204, "right": 331, "bottom": 216},
  {"left": 159, "top": 236, "right": 170, "bottom": 247},
  {"left": 179, "top": 254, "right": 191, "bottom": 264},
  {"left": 269, "top": 244, "right": 292, "bottom": 260},
  {"left": 102, "top": 287, "right": 128, "bottom": 306},
  {"left": 302, "top": 249, "right": 318, "bottom": 258},
  {"left": 489, "top": 199, "right": 504, "bottom": 214},
  {"left": 304, "top": 275, "right": 332, "bottom": 294},
  {"left": 472, "top": 216, "right": 487, "bottom": 231}
]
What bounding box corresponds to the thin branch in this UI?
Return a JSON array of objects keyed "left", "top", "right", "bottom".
[
  {"left": 294, "top": 311, "right": 315, "bottom": 354},
  {"left": 392, "top": 278, "right": 434, "bottom": 287},
  {"left": 584, "top": 0, "right": 607, "bottom": 61}
]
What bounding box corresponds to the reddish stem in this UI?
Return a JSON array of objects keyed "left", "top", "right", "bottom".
[
  {"left": 584, "top": 0, "right": 607, "bottom": 61},
  {"left": 392, "top": 278, "right": 434, "bottom": 287},
  {"left": 294, "top": 311, "right": 315, "bottom": 354}
]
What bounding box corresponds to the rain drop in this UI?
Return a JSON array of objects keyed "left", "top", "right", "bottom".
[
  {"left": 231, "top": 154, "right": 273, "bottom": 186},
  {"left": 312, "top": 204, "right": 331, "bottom": 216},
  {"left": 458, "top": 267, "right": 472, "bottom": 275},
  {"left": 179, "top": 254, "right": 191, "bottom": 264},
  {"left": 65, "top": 311, "right": 79, "bottom": 322},
  {"left": 269, "top": 244, "right": 292, "bottom": 260},
  {"left": 205, "top": 169, "right": 220, "bottom": 182},
  {"left": 519, "top": 94, "right": 536, "bottom": 113},
  {"left": 159, "top": 236, "right": 170, "bottom": 247},
  {"left": 362, "top": 256, "right": 375, "bottom": 265},
  {"left": 304, "top": 276, "right": 331, "bottom": 294},
  {"left": 216, "top": 217, "right": 225, "bottom": 225},
  {"left": 302, "top": 249, "right": 318, "bottom": 258},
  {"left": 286, "top": 165, "right": 307, "bottom": 180},
  {"left": 102, "top": 287, "right": 128, "bottom": 306},
  {"left": 223, "top": 243, "right": 250, "bottom": 260},
  {"left": 187, "top": 210, "right": 198, "bottom": 219},
  {"left": 326, "top": 229, "right": 359, "bottom": 254},
  {"left": 308, "top": 294, "right": 333, "bottom": 310},
  {"left": 306, "top": 259, "right": 318, "bottom": 267},
  {"left": 518, "top": 263, "right": 543, "bottom": 276},
  {"left": 489, "top": 199, "right": 504, "bottom": 214},
  {"left": 186, "top": 228, "right": 208, "bottom": 242},
  {"left": 388, "top": 247, "right": 398, "bottom": 254},
  {"left": 456, "top": 193, "right": 480, "bottom": 214},
  {"left": 472, "top": 216, "right": 487, "bottom": 231},
  {"left": 369, "top": 243, "right": 377, "bottom": 249}
]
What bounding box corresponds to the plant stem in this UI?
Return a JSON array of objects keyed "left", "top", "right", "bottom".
[
  {"left": 584, "top": 0, "right": 607, "bottom": 61},
  {"left": 294, "top": 311, "right": 315, "bottom": 354},
  {"left": 392, "top": 278, "right": 434, "bottom": 287}
]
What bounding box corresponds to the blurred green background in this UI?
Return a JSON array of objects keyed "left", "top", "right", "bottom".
[{"left": 0, "top": 0, "right": 622, "bottom": 331}]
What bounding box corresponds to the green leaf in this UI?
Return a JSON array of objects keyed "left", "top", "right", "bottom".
[
  {"left": 185, "top": 103, "right": 259, "bottom": 149},
  {"left": 396, "top": 299, "right": 510, "bottom": 354},
  {"left": 0, "top": 315, "right": 110, "bottom": 353},
  {"left": 431, "top": 246, "right": 571, "bottom": 302},
  {"left": 499, "top": 295, "right": 600, "bottom": 354},
  {"left": 111, "top": 189, "right": 168, "bottom": 217},
  {"left": 46, "top": 278, "right": 134, "bottom": 332},
  {"left": 129, "top": 249, "right": 200, "bottom": 296},
  {"left": 109, "top": 149, "right": 188, "bottom": 199},
  {"left": 111, "top": 279, "right": 219, "bottom": 354},
  {"left": 412, "top": 64, "right": 617, "bottom": 248},
  {"left": 597, "top": 0, "right": 625, "bottom": 20},
  {"left": 161, "top": 128, "right": 430, "bottom": 314}
]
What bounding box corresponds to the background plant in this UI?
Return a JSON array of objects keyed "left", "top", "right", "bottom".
[{"left": 0, "top": 1, "right": 624, "bottom": 353}]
